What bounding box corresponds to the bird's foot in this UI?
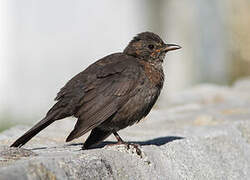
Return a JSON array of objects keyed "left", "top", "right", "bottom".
[{"left": 106, "top": 141, "right": 142, "bottom": 157}]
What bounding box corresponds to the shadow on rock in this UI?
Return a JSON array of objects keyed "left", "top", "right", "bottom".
[
  {"left": 29, "top": 136, "right": 184, "bottom": 150},
  {"left": 92, "top": 136, "right": 184, "bottom": 149}
]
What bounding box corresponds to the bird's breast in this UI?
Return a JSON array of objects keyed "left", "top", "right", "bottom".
[{"left": 138, "top": 60, "right": 164, "bottom": 89}]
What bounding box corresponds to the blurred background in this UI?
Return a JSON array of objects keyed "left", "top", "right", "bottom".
[{"left": 0, "top": 0, "right": 250, "bottom": 131}]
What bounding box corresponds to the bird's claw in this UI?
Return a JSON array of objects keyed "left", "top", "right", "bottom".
[
  {"left": 126, "top": 143, "right": 142, "bottom": 156},
  {"left": 106, "top": 142, "right": 142, "bottom": 157}
]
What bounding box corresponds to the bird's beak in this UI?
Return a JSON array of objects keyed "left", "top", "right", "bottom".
[{"left": 163, "top": 44, "right": 181, "bottom": 52}]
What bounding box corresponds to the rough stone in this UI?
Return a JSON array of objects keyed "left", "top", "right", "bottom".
[{"left": 1, "top": 78, "right": 250, "bottom": 180}]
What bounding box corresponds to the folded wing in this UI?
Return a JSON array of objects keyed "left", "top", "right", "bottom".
[{"left": 65, "top": 54, "right": 141, "bottom": 142}]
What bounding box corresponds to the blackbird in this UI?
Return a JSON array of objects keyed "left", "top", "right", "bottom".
[{"left": 10, "top": 32, "right": 181, "bottom": 149}]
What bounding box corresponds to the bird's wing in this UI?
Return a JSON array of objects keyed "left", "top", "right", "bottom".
[
  {"left": 64, "top": 54, "right": 141, "bottom": 142},
  {"left": 46, "top": 53, "right": 128, "bottom": 118}
]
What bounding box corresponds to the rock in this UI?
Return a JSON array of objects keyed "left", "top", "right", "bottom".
[{"left": 1, "top": 79, "right": 250, "bottom": 180}]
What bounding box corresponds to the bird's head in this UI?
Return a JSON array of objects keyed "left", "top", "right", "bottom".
[{"left": 124, "top": 32, "right": 181, "bottom": 62}]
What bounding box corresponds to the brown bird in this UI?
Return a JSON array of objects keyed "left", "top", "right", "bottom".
[{"left": 10, "top": 32, "right": 181, "bottom": 150}]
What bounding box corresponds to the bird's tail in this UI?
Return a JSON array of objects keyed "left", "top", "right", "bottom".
[{"left": 10, "top": 117, "right": 54, "bottom": 148}]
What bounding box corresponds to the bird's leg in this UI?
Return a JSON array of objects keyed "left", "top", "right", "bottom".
[
  {"left": 113, "top": 131, "right": 125, "bottom": 144},
  {"left": 108, "top": 132, "right": 142, "bottom": 156}
]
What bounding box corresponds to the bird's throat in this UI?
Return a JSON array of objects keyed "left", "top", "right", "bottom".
[{"left": 138, "top": 59, "right": 164, "bottom": 88}]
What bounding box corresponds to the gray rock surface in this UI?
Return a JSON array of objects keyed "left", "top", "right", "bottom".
[{"left": 1, "top": 78, "right": 250, "bottom": 180}]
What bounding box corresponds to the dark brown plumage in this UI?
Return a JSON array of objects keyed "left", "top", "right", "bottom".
[{"left": 10, "top": 32, "right": 181, "bottom": 149}]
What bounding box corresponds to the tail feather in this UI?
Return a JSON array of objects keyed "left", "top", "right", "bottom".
[{"left": 10, "top": 117, "right": 54, "bottom": 148}]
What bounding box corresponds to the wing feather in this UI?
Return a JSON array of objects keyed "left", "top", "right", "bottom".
[{"left": 66, "top": 99, "right": 117, "bottom": 141}]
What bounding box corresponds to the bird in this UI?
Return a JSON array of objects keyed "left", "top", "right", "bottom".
[{"left": 10, "top": 32, "right": 181, "bottom": 150}]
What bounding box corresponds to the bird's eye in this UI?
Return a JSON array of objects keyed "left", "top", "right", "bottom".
[{"left": 148, "top": 44, "right": 155, "bottom": 50}]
